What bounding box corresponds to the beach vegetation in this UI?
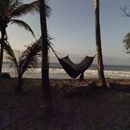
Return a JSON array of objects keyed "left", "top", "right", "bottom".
[
  {"left": 120, "top": 7, "right": 130, "bottom": 53},
  {"left": 5, "top": 39, "right": 41, "bottom": 93},
  {"left": 0, "top": 0, "right": 53, "bottom": 105},
  {"left": 123, "top": 33, "right": 130, "bottom": 53},
  {"left": 0, "top": 0, "right": 40, "bottom": 74}
]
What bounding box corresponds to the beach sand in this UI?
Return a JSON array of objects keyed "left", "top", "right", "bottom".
[{"left": 0, "top": 78, "right": 130, "bottom": 130}]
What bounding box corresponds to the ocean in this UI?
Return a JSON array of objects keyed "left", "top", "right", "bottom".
[{"left": 2, "top": 62, "right": 130, "bottom": 79}]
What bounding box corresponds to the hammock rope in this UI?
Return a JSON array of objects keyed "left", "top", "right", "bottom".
[{"left": 49, "top": 44, "right": 59, "bottom": 59}]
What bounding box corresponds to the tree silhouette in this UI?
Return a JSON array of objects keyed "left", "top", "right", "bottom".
[
  {"left": 5, "top": 39, "right": 41, "bottom": 93},
  {"left": 0, "top": 0, "right": 39, "bottom": 73},
  {"left": 39, "top": 0, "right": 52, "bottom": 107},
  {"left": 93, "top": 0, "right": 106, "bottom": 87},
  {"left": 123, "top": 33, "right": 130, "bottom": 53}
]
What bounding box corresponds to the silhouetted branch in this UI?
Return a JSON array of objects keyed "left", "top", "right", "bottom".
[{"left": 120, "top": 7, "right": 130, "bottom": 17}]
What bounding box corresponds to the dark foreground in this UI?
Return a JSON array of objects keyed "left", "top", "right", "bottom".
[{"left": 0, "top": 78, "right": 130, "bottom": 130}]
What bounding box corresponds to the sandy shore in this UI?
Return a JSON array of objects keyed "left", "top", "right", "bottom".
[{"left": 0, "top": 78, "right": 130, "bottom": 130}]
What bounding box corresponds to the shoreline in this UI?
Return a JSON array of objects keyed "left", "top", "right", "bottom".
[{"left": 2, "top": 66, "right": 130, "bottom": 79}]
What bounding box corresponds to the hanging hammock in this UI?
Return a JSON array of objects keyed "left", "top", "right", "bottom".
[
  {"left": 58, "top": 55, "right": 95, "bottom": 78},
  {"left": 49, "top": 45, "right": 95, "bottom": 78}
]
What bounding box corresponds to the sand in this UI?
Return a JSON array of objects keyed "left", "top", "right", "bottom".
[{"left": 0, "top": 78, "right": 130, "bottom": 130}]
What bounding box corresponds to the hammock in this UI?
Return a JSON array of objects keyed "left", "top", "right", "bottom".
[
  {"left": 50, "top": 45, "right": 95, "bottom": 78},
  {"left": 58, "top": 56, "right": 94, "bottom": 78}
]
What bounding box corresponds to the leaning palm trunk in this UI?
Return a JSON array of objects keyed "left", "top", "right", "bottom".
[
  {"left": 0, "top": 24, "right": 7, "bottom": 73},
  {"left": 39, "top": 0, "right": 52, "bottom": 106},
  {"left": 93, "top": 0, "right": 106, "bottom": 87},
  {"left": 0, "top": 38, "right": 4, "bottom": 73}
]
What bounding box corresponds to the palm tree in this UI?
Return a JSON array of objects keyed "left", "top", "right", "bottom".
[
  {"left": 93, "top": 0, "right": 106, "bottom": 87},
  {"left": 39, "top": 0, "right": 52, "bottom": 106},
  {"left": 5, "top": 39, "right": 41, "bottom": 93},
  {"left": 0, "top": 0, "right": 39, "bottom": 73}
]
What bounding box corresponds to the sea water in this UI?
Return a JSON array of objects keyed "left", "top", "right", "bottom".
[{"left": 2, "top": 63, "right": 130, "bottom": 79}]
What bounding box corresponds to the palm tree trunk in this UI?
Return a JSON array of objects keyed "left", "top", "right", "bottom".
[
  {"left": 0, "top": 28, "right": 5, "bottom": 74},
  {"left": 0, "top": 41, "right": 3, "bottom": 74},
  {"left": 16, "top": 73, "right": 23, "bottom": 93},
  {"left": 93, "top": 0, "right": 106, "bottom": 87},
  {"left": 39, "top": 0, "right": 52, "bottom": 106}
]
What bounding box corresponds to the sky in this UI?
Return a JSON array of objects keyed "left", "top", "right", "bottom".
[{"left": 7, "top": 0, "right": 130, "bottom": 64}]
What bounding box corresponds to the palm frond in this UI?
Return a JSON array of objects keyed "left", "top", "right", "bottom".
[
  {"left": 10, "top": 19, "right": 35, "bottom": 38},
  {"left": 8, "top": 0, "right": 23, "bottom": 15},
  {"left": 20, "top": 39, "right": 42, "bottom": 76},
  {"left": 41, "top": 0, "right": 51, "bottom": 17},
  {"left": 10, "top": 1, "right": 39, "bottom": 18},
  {"left": 10, "top": 0, "right": 51, "bottom": 18},
  {"left": 3, "top": 41, "right": 18, "bottom": 70}
]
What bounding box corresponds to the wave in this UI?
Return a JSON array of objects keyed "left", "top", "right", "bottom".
[{"left": 3, "top": 67, "right": 130, "bottom": 79}]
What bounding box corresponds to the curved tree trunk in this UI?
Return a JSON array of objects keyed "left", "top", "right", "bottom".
[
  {"left": 93, "top": 0, "right": 106, "bottom": 87},
  {"left": 39, "top": 0, "right": 52, "bottom": 107}
]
